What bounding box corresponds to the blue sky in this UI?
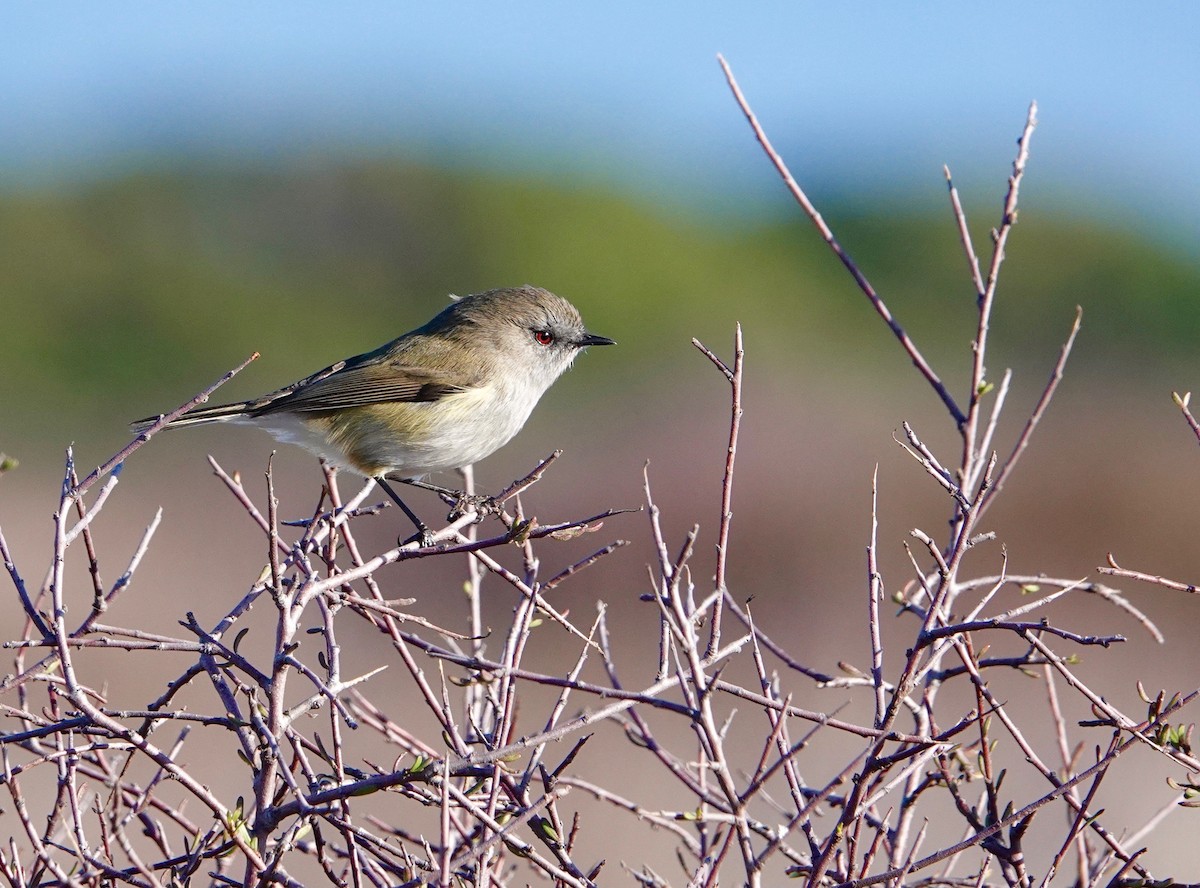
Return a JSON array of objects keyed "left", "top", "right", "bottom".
[{"left": 3, "top": 4, "right": 1198, "bottom": 242}]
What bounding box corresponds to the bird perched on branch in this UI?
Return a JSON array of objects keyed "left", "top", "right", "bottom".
[{"left": 133, "top": 285, "right": 614, "bottom": 544}]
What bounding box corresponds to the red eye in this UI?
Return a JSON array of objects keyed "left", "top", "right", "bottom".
[{"left": 533, "top": 330, "right": 555, "bottom": 346}]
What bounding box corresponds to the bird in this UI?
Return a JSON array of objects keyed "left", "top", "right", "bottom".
[{"left": 132, "top": 285, "right": 614, "bottom": 543}]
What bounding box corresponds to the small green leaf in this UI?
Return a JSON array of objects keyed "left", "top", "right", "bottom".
[
  {"left": 509, "top": 519, "right": 534, "bottom": 543},
  {"left": 531, "top": 816, "right": 559, "bottom": 844}
]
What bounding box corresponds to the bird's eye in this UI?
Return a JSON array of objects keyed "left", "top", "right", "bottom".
[{"left": 533, "top": 330, "right": 555, "bottom": 346}]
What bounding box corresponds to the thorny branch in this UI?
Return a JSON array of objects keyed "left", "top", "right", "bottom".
[{"left": 0, "top": 59, "right": 1197, "bottom": 888}]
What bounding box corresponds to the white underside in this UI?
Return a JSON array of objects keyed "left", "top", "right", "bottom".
[{"left": 236, "top": 377, "right": 548, "bottom": 479}]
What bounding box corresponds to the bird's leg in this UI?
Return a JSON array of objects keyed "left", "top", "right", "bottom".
[
  {"left": 401, "top": 478, "right": 502, "bottom": 521},
  {"left": 377, "top": 478, "right": 435, "bottom": 547}
]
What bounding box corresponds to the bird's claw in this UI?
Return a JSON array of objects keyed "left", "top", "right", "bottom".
[
  {"left": 448, "top": 493, "right": 503, "bottom": 521},
  {"left": 399, "top": 526, "right": 437, "bottom": 549}
]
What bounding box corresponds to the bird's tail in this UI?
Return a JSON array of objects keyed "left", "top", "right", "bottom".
[{"left": 131, "top": 401, "right": 253, "bottom": 435}]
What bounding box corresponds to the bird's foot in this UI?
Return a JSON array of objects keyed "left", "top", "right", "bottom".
[
  {"left": 448, "top": 493, "right": 503, "bottom": 521},
  {"left": 399, "top": 524, "right": 437, "bottom": 549}
]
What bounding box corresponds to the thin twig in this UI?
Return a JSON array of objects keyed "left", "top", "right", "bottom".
[
  {"left": 693, "top": 326, "right": 744, "bottom": 658},
  {"left": 72, "top": 353, "right": 259, "bottom": 499},
  {"left": 718, "top": 54, "right": 965, "bottom": 427},
  {"left": 979, "top": 305, "right": 1082, "bottom": 515}
]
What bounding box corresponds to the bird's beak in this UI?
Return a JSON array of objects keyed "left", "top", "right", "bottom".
[{"left": 579, "top": 333, "right": 616, "bottom": 347}]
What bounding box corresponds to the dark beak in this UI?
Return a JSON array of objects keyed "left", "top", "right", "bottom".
[{"left": 579, "top": 332, "right": 616, "bottom": 347}]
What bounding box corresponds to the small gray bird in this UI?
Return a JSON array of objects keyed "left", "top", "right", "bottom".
[{"left": 133, "top": 285, "right": 614, "bottom": 542}]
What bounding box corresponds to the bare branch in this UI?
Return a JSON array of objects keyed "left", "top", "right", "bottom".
[{"left": 718, "top": 53, "right": 966, "bottom": 427}]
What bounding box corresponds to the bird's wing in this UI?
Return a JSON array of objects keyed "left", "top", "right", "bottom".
[{"left": 250, "top": 350, "right": 470, "bottom": 415}]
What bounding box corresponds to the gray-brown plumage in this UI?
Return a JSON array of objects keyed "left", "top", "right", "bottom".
[{"left": 133, "top": 285, "right": 613, "bottom": 482}]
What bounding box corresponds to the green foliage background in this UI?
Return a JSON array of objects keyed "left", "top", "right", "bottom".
[{"left": 4, "top": 158, "right": 1198, "bottom": 453}]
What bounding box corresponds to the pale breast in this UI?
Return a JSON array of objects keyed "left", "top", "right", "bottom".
[{"left": 252, "top": 377, "right": 544, "bottom": 479}]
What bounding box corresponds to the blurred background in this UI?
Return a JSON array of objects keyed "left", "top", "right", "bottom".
[{"left": 3, "top": 2, "right": 1200, "bottom": 881}]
